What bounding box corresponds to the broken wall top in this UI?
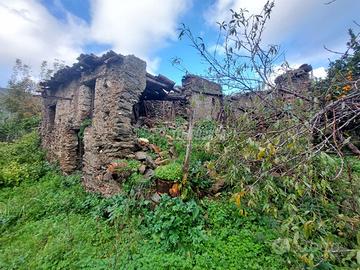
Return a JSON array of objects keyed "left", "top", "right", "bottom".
[
  {"left": 274, "top": 64, "right": 313, "bottom": 86},
  {"left": 40, "top": 51, "right": 127, "bottom": 91},
  {"left": 182, "top": 74, "right": 223, "bottom": 96},
  {"left": 40, "top": 50, "right": 177, "bottom": 97}
]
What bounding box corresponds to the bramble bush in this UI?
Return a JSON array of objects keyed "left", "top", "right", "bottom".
[{"left": 0, "top": 131, "right": 50, "bottom": 187}]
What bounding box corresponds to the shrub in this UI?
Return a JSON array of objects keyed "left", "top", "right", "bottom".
[
  {"left": 189, "top": 160, "right": 212, "bottom": 190},
  {"left": 0, "top": 131, "right": 49, "bottom": 187},
  {"left": 205, "top": 118, "right": 360, "bottom": 268},
  {"left": 0, "top": 115, "right": 40, "bottom": 142},
  {"left": 143, "top": 195, "right": 206, "bottom": 250}
]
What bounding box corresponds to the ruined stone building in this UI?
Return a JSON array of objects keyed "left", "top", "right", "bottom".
[
  {"left": 40, "top": 51, "right": 223, "bottom": 193},
  {"left": 226, "top": 64, "right": 313, "bottom": 114},
  {"left": 182, "top": 74, "right": 223, "bottom": 121},
  {"left": 274, "top": 64, "right": 313, "bottom": 100}
]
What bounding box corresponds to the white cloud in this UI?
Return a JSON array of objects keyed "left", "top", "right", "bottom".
[
  {"left": 313, "top": 66, "right": 327, "bottom": 79},
  {"left": 205, "top": 0, "right": 266, "bottom": 24},
  {"left": 89, "top": 0, "right": 191, "bottom": 66},
  {"left": 144, "top": 56, "right": 161, "bottom": 75},
  {"left": 0, "top": 0, "right": 88, "bottom": 77},
  {"left": 0, "top": 0, "right": 192, "bottom": 85},
  {"left": 204, "top": 0, "right": 360, "bottom": 67}
]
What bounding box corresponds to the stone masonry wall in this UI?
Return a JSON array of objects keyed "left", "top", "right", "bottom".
[
  {"left": 143, "top": 100, "right": 176, "bottom": 120},
  {"left": 191, "top": 93, "right": 222, "bottom": 122},
  {"left": 41, "top": 52, "right": 224, "bottom": 196},
  {"left": 182, "top": 75, "right": 223, "bottom": 122},
  {"left": 41, "top": 79, "right": 91, "bottom": 173},
  {"left": 275, "top": 64, "right": 313, "bottom": 100},
  {"left": 82, "top": 56, "right": 146, "bottom": 195},
  {"left": 41, "top": 54, "right": 146, "bottom": 195}
]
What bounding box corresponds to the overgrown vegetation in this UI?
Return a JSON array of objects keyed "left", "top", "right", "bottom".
[
  {"left": 1, "top": 2, "right": 359, "bottom": 269},
  {"left": 173, "top": 1, "right": 360, "bottom": 267},
  {"left": 0, "top": 129, "right": 289, "bottom": 269},
  {"left": 0, "top": 131, "right": 49, "bottom": 187},
  {"left": 1, "top": 111, "right": 358, "bottom": 268}
]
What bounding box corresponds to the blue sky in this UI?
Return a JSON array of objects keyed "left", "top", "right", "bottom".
[{"left": 0, "top": 0, "right": 359, "bottom": 87}]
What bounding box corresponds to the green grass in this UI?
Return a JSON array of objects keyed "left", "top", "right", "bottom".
[
  {"left": 0, "top": 172, "right": 115, "bottom": 269},
  {"left": 0, "top": 168, "right": 287, "bottom": 269}
]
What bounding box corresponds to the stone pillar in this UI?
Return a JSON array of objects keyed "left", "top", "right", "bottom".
[
  {"left": 82, "top": 55, "right": 147, "bottom": 195},
  {"left": 73, "top": 84, "right": 93, "bottom": 127},
  {"left": 59, "top": 127, "right": 79, "bottom": 173}
]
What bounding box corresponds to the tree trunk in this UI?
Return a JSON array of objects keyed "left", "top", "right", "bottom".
[{"left": 182, "top": 109, "right": 194, "bottom": 185}]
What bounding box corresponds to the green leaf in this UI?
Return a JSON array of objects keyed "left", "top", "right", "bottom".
[{"left": 272, "top": 238, "right": 291, "bottom": 255}]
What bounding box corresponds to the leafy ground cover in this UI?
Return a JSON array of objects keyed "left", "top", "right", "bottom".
[
  {"left": 0, "top": 111, "right": 359, "bottom": 270},
  {"left": 1, "top": 115, "right": 360, "bottom": 269},
  {"left": 0, "top": 128, "right": 288, "bottom": 269},
  {"left": 0, "top": 166, "right": 286, "bottom": 269}
]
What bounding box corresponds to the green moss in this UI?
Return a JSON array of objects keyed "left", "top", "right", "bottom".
[
  {"left": 154, "top": 162, "right": 183, "bottom": 181},
  {"left": 77, "top": 118, "right": 92, "bottom": 139},
  {"left": 111, "top": 159, "right": 141, "bottom": 172}
]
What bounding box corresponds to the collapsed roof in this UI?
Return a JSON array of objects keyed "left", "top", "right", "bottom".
[
  {"left": 39, "top": 51, "right": 224, "bottom": 104},
  {"left": 40, "top": 51, "right": 176, "bottom": 96}
]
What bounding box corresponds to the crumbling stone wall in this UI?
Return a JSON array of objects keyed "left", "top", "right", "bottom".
[
  {"left": 275, "top": 64, "right": 313, "bottom": 100},
  {"left": 182, "top": 75, "right": 223, "bottom": 121},
  {"left": 82, "top": 56, "right": 146, "bottom": 195},
  {"left": 190, "top": 93, "right": 223, "bottom": 121},
  {"left": 225, "top": 91, "right": 266, "bottom": 116},
  {"left": 173, "top": 100, "right": 188, "bottom": 119},
  {"left": 41, "top": 53, "right": 146, "bottom": 195},
  {"left": 41, "top": 52, "right": 223, "bottom": 196},
  {"left": 41, "top": 79, "right": 90, "bottom": 173},
  {"left": 225, "top": 64, "right": 313, "bottom": 117},
  {"left": 143, "top": 100, "right": 176, "bottom": 120}
]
